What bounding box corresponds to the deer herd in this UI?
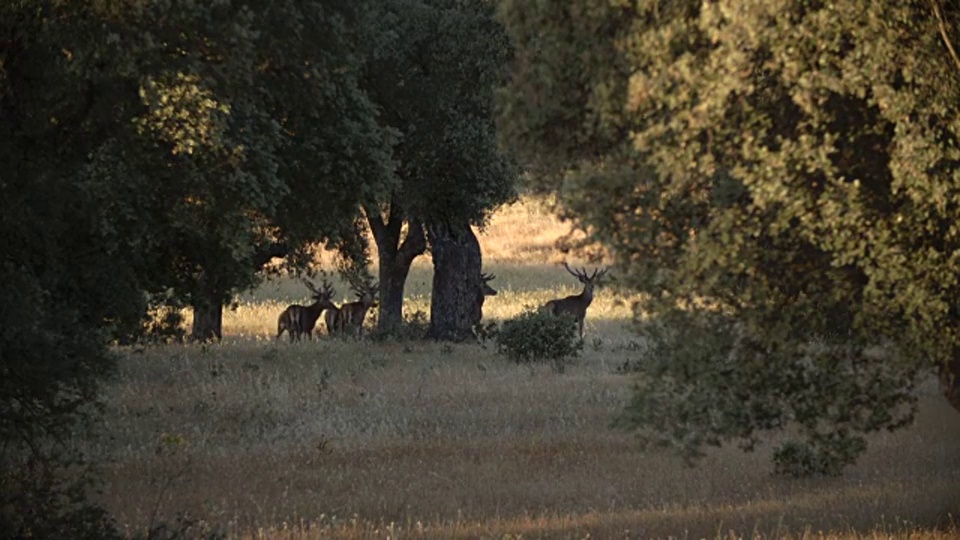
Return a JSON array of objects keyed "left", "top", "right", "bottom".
[
  {"left": 276, "top": 275, "right": 380, "bottom": 342},
  {"left": 276, "top": 262, "right": 608, "bottom": 342}
]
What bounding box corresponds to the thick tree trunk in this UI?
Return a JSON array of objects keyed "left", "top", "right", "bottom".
[
  {"left": 191, "top": 295, "right": 223, "bottom": 342},
  {"left": 426, "top": 220, "right": 482, "bottom": 341},
  {"left": 366, "top": 204, "right": 426, "bottom": 332},
  {"left": 941, "top": 356, "right": 960, "bottom": 413},
  {"left": 191, "top": 271, "right": 223, "bottom": 342}
]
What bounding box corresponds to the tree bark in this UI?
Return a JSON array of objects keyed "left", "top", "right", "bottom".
[
  {"left": 191, "top": 270, "right": 223, "bottom": 342},
  {"left": 366, "top": 203, "right": 426, "bottom": 332},
  {"left": 426, "top": 220, "right": 482, "bottom": 341},
  {"left": 941, "top": 356, "right": 960, "bottom": 413}
]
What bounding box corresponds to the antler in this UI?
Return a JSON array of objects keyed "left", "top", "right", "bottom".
[
  {"left": 480, "top": 272, "right": 496, "bottom": 282},
  {"left": 346, "top": 272, "right": 378, "bottom": 297},
  {"left": 563, "top": 262, "right": 608, "bottom": 282},
  {"left": 320, "top": 280, "right": 336, "bottom": 299},
  {"left": 303, "top": 278, "right": 336, "bottom": 299},
  {"left": 563, "top": 262, "right": 589, "bottom": 280}
]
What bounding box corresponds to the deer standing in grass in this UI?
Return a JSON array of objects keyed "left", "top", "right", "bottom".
[
  {"left": 471, "top": 272, "right": 498, "bottom": 343},
  {"left": 326, "top": 275, "right": 378, "bottom": 338},
  {"left": 475, "top": 272, "right": 497, "bottom": 323},
  {"left": 543, "top": 263, "right": 608, "bottom": 339},
  {"left": 277, "top": 279, "right": 337, "bottom": 342}
]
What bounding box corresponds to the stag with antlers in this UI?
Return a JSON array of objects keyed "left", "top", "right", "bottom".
[
  {"left": 543, "top": 263, "right": 608, "bottom": 339},
  {"left": 327, "top": 275, "right": 378, "bottom": 338},
  {"left": 470, "top": 271, "right": 498, "bottom": 343},
  {"left": 276, "top": 279, "right": 338, "bottom": 342},
  {"left": 473, "top": 272, "right": 497, "bottom": 325}
]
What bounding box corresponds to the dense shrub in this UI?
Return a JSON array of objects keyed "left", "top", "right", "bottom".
[
  {"left": 497, "top": 310, "right": 582, "bottom": 370},
  {"left": 0, "top": 459, "right": 121, "bottom": 540},
  {"left": 614, "top": 308, "right": 917, "bottom": 476}
]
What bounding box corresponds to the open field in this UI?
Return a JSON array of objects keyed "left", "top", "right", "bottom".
[{"left": 85, "top": 198, "right": 960, "bottom": 538}]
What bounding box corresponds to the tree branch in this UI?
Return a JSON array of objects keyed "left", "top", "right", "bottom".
[
  {"left": 251, "top": 242, "right": 288, "bottom": 269},
  {"left": 932, "top": 0, "right": 960, "bottom": 74},
  {"left": 364, "top": 203, "right": 387, "bottom": 249},
  {"left": 397, "top": 219, "right": 426, "bottom": 267}
]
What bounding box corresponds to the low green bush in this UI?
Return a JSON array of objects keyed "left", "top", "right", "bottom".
[{"left": 496, "top": 310, "right": 582, "bottom": 370}]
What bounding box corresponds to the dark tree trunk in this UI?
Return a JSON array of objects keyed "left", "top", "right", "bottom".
[
  {"left": 941, "top": 355, "right": 960, "bottom": 413},
  {"left": 426, "top": 220, "right": 482, "bottom": 341},
  {"left": 191, "top": 271, "right": 223, "bottom": 342},
  {"left": 366, "top": 203, "right": 426, "bottom": 332}
]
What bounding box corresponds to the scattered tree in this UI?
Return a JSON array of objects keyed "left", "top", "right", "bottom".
[
  {"left": 0, "top": 0, "right": 392, "bottom": 531},
  {"left": 498, "top": 0, "right": 960, "bottom": 474},
  {"left": 360, "top": 0, "right": 518, "bottom": 336}
]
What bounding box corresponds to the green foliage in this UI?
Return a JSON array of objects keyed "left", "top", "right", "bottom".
[
  {"left": 0, "top": 1, "right": 142, "bottom": 531},
  {"left": 0, "top": 0, "right": 396, "bottom": 531},
  {"left": 497, "top": 310, "right": 582, "bottom": 369},
  {"left": 2, "top": 0, "right": 396, "bottom": 339},
  {"left": 498, "top": 0, "right": 960, "bottom": 474},
  {"left": 614, "top": 308, "right": 916, "bottom": 475},
  {"left": 363, "top": 0, "right": 518, "bottom": 227},
  {"left": 0, "top": 457, "right": 121, "bottom": 539},
  {"left": 360, "top": 0, "right": 519, "bottom": 333}
]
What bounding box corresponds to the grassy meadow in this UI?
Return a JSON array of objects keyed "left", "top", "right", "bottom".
[{"left": 86, "top": 198, "right": 960, "bottom": 539}]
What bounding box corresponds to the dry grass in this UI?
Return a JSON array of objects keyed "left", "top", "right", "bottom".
[{"left": 84, "top": 197, "right": 960, "bottom": 539}]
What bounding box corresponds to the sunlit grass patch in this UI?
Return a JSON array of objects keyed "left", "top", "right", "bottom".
[{"left": 92, "top": 340, "right": 960, "bottom": 538}]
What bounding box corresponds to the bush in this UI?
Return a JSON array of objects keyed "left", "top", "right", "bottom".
[
  {"left": 613, "top": 307, "right": 918, "bottom": 477},
  {"left": 496, "top": 309, "right": 582, "bottom": 370},
  {"left": 1, "top": 454, "right": 121, "bottom": 540}
]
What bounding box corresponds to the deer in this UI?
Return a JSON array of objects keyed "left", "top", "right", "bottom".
[
  {"left": 276, "top": 279, "right": 338, "bottom": 342},
  {"left": 471, "top": 271, "right": 498, "bottom": 344},
  {"left": 542, "top": 263, "right": 608, "bottom": 339},
  {"left": 327, "top": 275, "right": 378, "bottom": 338},
  {"left": 322, "top": 302, "right": 341, "bottom": 337}
]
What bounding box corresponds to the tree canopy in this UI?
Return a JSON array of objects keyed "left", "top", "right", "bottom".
[
  {"left": 498, "top": 0, "right": 960, "bottom": 475},
  {"left": 361, "top": 0, "right": 518, "bottom": 334},
  {"left": 1, "top": 0, "right": 394, "bottom": 531}
]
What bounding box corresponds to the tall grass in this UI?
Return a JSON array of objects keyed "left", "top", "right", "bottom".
[{"left": 86, "top": 197, "right": 960, "bottom": 539}]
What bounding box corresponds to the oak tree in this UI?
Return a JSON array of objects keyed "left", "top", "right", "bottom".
[
  {"left": 499, "top": 0, "right": 960, "bottom": 474},
  {"left": 361, "top": 0, "right": 518, "bottom": 338}
]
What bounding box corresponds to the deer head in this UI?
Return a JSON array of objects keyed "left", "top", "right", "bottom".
[
  {"left": 563, "top": 263, "right": 608, "bottom": 299},
  {"left": 480, "top": 272, "right": 497, "bottom": 297},
  {"left": 346, "top": 274, "right": 378, "bottom": 308},
  {"left": 467, "top": 271, "right": 498, "bottom": 331},
  {"left": 303, "top": 278, "right": 336, "bottom": 307}
]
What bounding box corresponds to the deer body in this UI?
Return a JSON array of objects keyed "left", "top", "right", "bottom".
[
  {"left": 337, "top": 297, "right": 375, "bottom": 337},
  {"left": 322, "top": 306, "right": 341, "bottom": 336},
  {"left": 277, "top": 280, "right": 337, "bottom": 342},
  {"left": 543, "top": 264, "right": 608, "bottom": 339},
  {"left": 327, "top": 275, "right": 378, "bottom": 338}
]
